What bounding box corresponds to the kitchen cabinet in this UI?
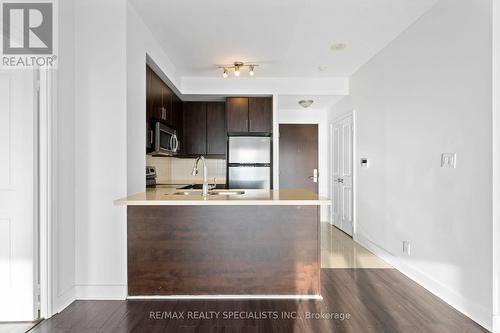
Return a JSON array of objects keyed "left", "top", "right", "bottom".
[
  {"left": 183, "top": 102, "right": 207, "bottom": 156},
  {"left": 182, "top": 102, "right": 227, "bottom": 157},
  {"left": 226, "top": 97, "right": 249, "bottom": 132},
  {"left": 146, "top": 65, "right": 183, "bottom": 153},
  {"left": 150, "top": 70, "right": 164, "bottom": 122},
  {"left": 226, "top": 97, "right": 272, "bottom": 133},
  {"left": 206, "top": 103, "right": 226, "bottom": 155},
  {"left": 249, "top": 97, "right": 273, "bottom": 133},
  {"left": 146, "top": 66, "right": 153, "bottom": 151}
]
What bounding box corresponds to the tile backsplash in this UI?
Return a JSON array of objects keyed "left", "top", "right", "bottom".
[{"left": 147, "top": 156, "right": 226, "bottom": 184}]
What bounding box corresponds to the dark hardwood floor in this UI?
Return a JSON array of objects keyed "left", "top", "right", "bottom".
[{"left": 30, "top": 269, "right": 487, "bottom": 333}]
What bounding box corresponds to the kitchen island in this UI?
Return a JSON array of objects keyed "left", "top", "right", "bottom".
[{"left": 115, "top": 188, "right": 329, "bottom": 299}]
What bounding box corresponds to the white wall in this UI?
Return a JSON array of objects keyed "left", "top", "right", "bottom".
[
  {"left": 53, "top": 0, "right": 76, "bottom": 313},
  {"left": 327, "top": 0, "right": 493, "bottom": 329},
  {"left": 277, "top": 107, "right": 329, "bottom": 221},
  {"left": 74, "top": 0, "right": 128, "bottom": 299}
]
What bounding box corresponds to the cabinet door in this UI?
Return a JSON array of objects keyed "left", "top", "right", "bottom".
[
  {"left": 249, "top": 97, "right": 273, "bottom": 133},
  {"left": 171, "top": 94, "right": 182, "bottom": 132},
  {"left": 226, "top": 97, "right": 249, "bottom": 132},
  {"left": 146, "top": 66, "right": 153, "bottom": 150},
  {"left": 206, "top": 102, "right": 227, "bottom": 156},
  {"left": 161, "top": 84, "right": 173, "bottom": 124},
  {"left": 150, "top": 71, "right": 163, "bottom": 121},
  {"left": 182, "top": 102, "right": 207, "bottom": 155}
]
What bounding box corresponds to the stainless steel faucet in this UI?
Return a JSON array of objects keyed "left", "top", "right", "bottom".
[{"left": 191, "top": 156, "right": 209, "bottom": 197}]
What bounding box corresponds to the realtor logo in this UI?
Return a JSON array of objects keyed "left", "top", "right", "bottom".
[{"left": 1, "top": 0, "right": 58, "bottom": 68}]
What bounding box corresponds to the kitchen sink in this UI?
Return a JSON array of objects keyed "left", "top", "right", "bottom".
[{"left": 170, "top": 190, "right": 245, "bottom": 196}]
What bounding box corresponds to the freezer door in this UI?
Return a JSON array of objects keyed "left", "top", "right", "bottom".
[
  {"left": 228, "top": 166, "right": 271, "bottom": 189},
  {"left": 228, "top": 136, "right": 271, "bottom": 164}
]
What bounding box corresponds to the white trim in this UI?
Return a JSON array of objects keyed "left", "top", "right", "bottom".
[
  {"left": 127, "top": 295, "right": 323, "bottom": 300},
  {"left": 75, "top": 285, "right": 128, "bottom": 300},
  {"left": 54, "top": 286, "right": 75, "bottom": 314},
  {"left": 354, "top": 231, "right": 492, "bottom": 332},
  {"left": 493, "top": 0, "right": 500, "bottom": 331}
]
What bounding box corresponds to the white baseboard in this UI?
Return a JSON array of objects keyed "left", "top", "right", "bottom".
[
  {"left": 75, "top": 284, "right": 127, "bottom": 300},
  {"left": 493, "top": 315, "right": 500, "bottom": 333},
  {"left": 54, "top": 286, "right": 75, "bottom": 316},
  {"left": 354, "top": 232, "right": 493, "bottom": 332}
]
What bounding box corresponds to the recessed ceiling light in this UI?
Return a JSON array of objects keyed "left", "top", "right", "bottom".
[
  {"left": 298, "top": 100, "right": 314, "bottom": 108},
  {"left": 331, "top": 43, "right": 347, "bottom": 51},
  {"left": 318, "top": 65, "right": 328, "bottom": 72}
]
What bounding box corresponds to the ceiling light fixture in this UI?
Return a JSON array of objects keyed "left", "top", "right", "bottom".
[
  {"left": 217, "top": 62, "right": 259, "bottom": 77},
  {"left": 331, "top": 43, "right": 347, "bottom": 51},
  {"left": 298, "top": 100, "right": 314, "bottom": 108},
  {"left": 234, "top": 63, "right": 241, "bottom": 77}
]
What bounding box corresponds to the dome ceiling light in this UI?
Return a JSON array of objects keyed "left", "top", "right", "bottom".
[
  {"left": 298, "top": 100, "right": 314, "bottom": 108},
  {"left": 218, "top": 62, "right": 259, "bottom": 78}
]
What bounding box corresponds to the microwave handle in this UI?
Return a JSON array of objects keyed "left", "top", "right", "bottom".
[
  {"left": 173, "top": 135, "right": 179, "bottom": 151},
  {"left": 169, "top": 135, "right": 174, "bottom": 151}
]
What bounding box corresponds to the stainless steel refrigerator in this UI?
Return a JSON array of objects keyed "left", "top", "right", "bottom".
[{"left": 228, "top": 136, "right": 272, "bottom": 189}]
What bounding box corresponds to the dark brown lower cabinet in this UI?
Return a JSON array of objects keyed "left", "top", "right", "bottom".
[{"left": 127, "top": 205, "right": 320, "bottom": 296}]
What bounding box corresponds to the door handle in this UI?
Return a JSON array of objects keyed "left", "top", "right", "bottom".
[{"left": 308, "top": 169, "right": 319, "bottom": 183}]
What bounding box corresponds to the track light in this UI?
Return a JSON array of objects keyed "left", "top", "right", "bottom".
[{"left": 218, "top": 62, "right": 258, "bottom": 78}]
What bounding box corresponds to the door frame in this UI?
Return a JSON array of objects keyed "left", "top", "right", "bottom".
[
  {"left": 329, "top": 110, "right": 356, "bottom": 236},
  {"left": 38, "top": 68, "right": 56, "bottom": 319}
]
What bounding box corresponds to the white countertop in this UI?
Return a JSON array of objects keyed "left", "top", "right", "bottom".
[{"left": 114, "top": 188, "right": 330, "bottom": 206}]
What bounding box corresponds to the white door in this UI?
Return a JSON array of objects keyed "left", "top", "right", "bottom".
[
  {"left": 330, "top": 114, "right": 354, "bottom": 236},
  {"left": 0, "top": 70, "right": 36, "bottom": 321}
]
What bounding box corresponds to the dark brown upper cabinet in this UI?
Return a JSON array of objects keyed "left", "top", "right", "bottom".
[
  {"left": 206, "top": 103, "right": 227, "bottom": 155},
  {"left": 226, "top": 97, "right": 249, "bottom": 132},
  {"left": 249, "top": 97, "right": 273, "bottom": 133},
  {"left": 183, "top": 102, "right": 207, "bottom": 156},
  {"left": 226, "top": 97, "right": 273, "bottom": 134},
  {"left": 146, "top": 65, "right": 183, "bottom": 153},
  {"left": 146, "top": 66, "right": 153, "bottom": 150},
  {"left": 182, "top": 102, "right": 227, "bottom": 157},
  {"left": 150, "top": 70, "right": 164, "bottom": 122}
]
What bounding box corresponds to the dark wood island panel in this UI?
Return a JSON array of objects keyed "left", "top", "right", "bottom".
[{"left": 127, "top": 205, "right": 320, "bottom": 297}]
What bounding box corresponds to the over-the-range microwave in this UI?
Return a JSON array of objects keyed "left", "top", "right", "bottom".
[{"left": 152, "top": 122, "right": 179, "bottom": 156}]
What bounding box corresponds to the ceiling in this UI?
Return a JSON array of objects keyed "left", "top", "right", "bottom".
[{"left": 130, "top": 0, "right": 437, "bottom": 78}]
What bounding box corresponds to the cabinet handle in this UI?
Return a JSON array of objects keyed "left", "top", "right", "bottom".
[
  {"left": 246, "top": 119, "right": 248, "bottom": 130},
  {"left": 150, "top": 130, "right": 154, "bottom": 144},
  {"left": 249, "top": 120, "right": 252, "bottom": 130}
]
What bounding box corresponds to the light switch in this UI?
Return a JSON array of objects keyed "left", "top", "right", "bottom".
[
  {"left": 441, "top": 153, "right": 456, "bottom": 168},
  {"left": 360, "top": 158, "right": 369, "bottom": 168}
]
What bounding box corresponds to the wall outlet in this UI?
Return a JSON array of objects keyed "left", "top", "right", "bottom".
[
  {"left": 441, "top": 153, "right": 456, "bottom": 168},
  {"left": 403, "top": 241, "right": 411, "bottom": 256}
]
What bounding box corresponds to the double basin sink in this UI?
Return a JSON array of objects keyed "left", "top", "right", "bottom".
[{"left": 171, "top": 190, "right": 245, "bottom": 196}]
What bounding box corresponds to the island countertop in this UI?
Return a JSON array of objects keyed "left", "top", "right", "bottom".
[{"left": 114, "top": 188, "right": 330, "bottom": 206}]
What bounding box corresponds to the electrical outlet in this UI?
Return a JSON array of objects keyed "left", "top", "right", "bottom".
[{"left": 403, "top": 241, "right": 411, "bottom": 256}]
